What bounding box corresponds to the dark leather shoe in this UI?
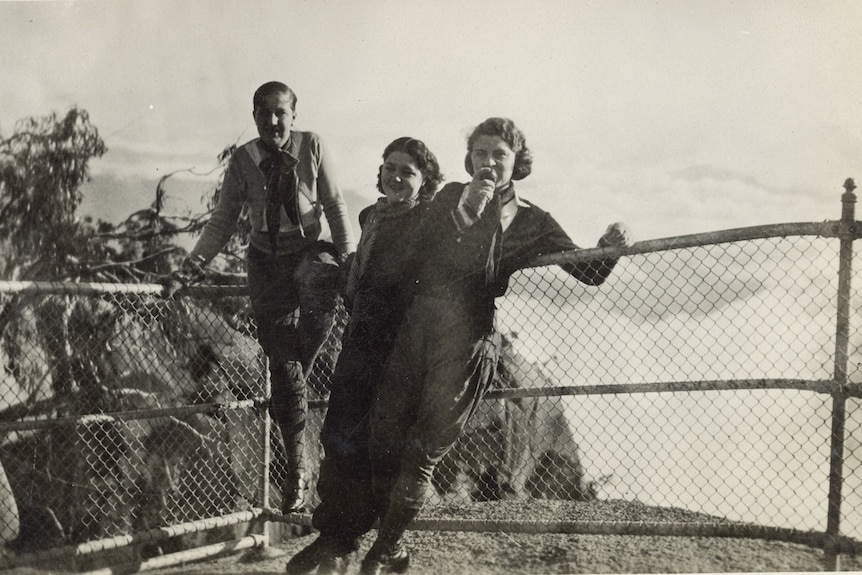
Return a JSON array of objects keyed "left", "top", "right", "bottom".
[
  {"left": 282, "top": 476, "right": 309, "bottom": 514},
  {"left": 359, "top": 542, "right": 410, "bottom": 575},
  {"left": 281, "top": 493, "right": 306, "bottom": 514},
  {"left": 285, "top": 535, "right": 357, "bottom": 575}
]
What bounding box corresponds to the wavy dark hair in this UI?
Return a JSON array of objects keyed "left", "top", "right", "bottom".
[
  {"left": 464, "top": 117, "right": 533, "bottom": 181},
  {"left": 253, "top": 81, "right": 298, "bottom": 112},
  {"left": 376, "top": 136, "right": 444, "bottom": 201}
]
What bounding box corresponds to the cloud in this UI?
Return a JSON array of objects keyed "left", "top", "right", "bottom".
[
  {"left": 495, "top": 233, "right": 844, "bottom": 531},
  {"left": 92, "top": 139, "right": 225, "bottom": 182},
  {"left": 672, "top": 164, "right": 766, "bottom": 190},
  {"left": 499, "top": 235, "right": 835, "bottom": 385},
  {"left": 78, "top": 173, "right": 212, "bottom": 225}
]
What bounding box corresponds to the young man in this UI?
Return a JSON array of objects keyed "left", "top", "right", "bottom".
[{"left": 167, "top": 81, "right": 355, "bottom": 513}]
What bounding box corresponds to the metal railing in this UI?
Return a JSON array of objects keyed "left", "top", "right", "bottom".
[{"left": 0, "top": 178, "right": 859, "bottom": 571}]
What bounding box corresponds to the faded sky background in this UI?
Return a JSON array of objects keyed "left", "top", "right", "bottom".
[{"left": 2, "top": 0, "right": 861, "bottom": 244}]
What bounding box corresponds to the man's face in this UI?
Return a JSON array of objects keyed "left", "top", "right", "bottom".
[{"left": 254, "top": 92, "right": 295, "bottom": 149}]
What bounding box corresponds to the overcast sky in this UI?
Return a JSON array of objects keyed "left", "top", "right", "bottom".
[{"left": 2, "top": 0, "right": 861, "bottom": 243}]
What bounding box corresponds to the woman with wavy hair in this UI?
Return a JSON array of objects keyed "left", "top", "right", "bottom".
[
  {"left": 359, "top": 118, "right": 631, "bottom": 575},
  {"left": 286, "top": 137, "right": 443, "bottom": 575}
]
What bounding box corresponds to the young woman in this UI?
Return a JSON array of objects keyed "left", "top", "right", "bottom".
[
  {"left": 286, "top": 137, "right": 443, "bottom": 575},
  {"left": 359, "top": 118, "right": 631, "bottom": 575}
]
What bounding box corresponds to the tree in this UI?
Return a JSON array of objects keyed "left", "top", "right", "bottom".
[
  {"left": 134, "top": 142, "right": 249, "bottom": 277},
  {"left": 0, "top": 107, "right": 106, "bottom": 281},
  {"left": 207, "top": 143, "right": 250, "bottom": 274},
  {"left": 0, "top": 110, "right": 261, "bottom": 554},
  {"left": 0, "top": 107, "right": 236, "bottom": 283}
]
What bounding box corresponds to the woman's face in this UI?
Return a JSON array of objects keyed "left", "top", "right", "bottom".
[
  {"left": 380, "top": 151, "right": 425, "bottom": 204},
  {"left": 469, "top": 135, "right": 516, "bottom": 190}
]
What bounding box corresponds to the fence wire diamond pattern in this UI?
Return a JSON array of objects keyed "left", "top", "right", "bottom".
[{"left": 0, "top": 215, "right": 860, "bottom": 570}]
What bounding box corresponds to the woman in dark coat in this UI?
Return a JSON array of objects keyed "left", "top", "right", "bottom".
[
  {"left": 359, "top": 118, "right": 631, "bottom": 575},
  {"left": 286, "top": 137, "right": 443, "bottom": 575}
]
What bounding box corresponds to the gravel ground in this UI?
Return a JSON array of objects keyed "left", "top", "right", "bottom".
[
  {"left": 10, "top": 500, "right": 862, "bottom": 574},
  {"left": 152, "top": 531, "right": 858, "bottom": 575},
  {"left": 148, "top": 500, "right": 862, "bottom": 574}
]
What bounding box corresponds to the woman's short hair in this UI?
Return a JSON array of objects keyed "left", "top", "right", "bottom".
[
  {"left": 464, "top": 117, "right": 533, "bottom": 181},
  {"left": 377, "top": 137, "right": 444, "bottom": 201},
  {"left": 253, "top": 81, "right": 298, "bottom": 111}
]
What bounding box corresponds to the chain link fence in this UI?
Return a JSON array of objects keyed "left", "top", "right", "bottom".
[{"left": 1, "top": 187, "right": 861, "bottom": 571}]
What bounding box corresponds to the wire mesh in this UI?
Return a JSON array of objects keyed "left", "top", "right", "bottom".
[
  {"left": 439, "top": 235, "right": 843, "bottom": 538},
  {"left": 0, "top": 227, "right": 859, "bottom": 566},
  {"left": 0, "top": 288, "right": 268, "bottom": 561}
]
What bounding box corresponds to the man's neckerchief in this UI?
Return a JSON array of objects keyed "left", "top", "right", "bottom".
[{"left": 259, "top": 140, "right": 300, "bottom": 258}]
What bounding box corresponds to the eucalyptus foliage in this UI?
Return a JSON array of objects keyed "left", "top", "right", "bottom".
[{"left": 0, "top": 108, "right": 106, "bottom": 280}]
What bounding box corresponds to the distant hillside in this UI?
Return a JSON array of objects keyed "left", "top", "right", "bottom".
[
  {"left": 77, "top": 172, "right": 216, "bottom": 226},
  {"left": 78, "top": 172, "right": 376, "bottom": 238}
]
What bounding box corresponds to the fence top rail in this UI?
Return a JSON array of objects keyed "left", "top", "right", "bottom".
[
  {"left": 527, "top": 220, "right": 838, "bottom": 268},
  {"left": 0, "top": 221, "right": 842, "bottom": 295}
]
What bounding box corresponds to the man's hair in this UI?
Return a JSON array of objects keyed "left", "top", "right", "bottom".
[{"left": 253, "top": 81, "right": 298, "bottom": 111}]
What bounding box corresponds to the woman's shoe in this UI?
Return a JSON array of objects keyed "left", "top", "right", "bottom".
[
  {"left": 282, "top": 475, "right": 308, "bottom": 514},
  {"left": 358, "top": 542, "right": 410, "bottom": 575},
  {"left": 285, "top": 535, "right": 357, "bottom": 575}
]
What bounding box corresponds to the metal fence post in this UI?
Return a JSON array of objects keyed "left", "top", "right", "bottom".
[
  {"left": 825, "top": 177, "right": 857, "bottom": 570},
  {"left": 244, "top": 354, "right": 285, "bottom": 561},
  {"left": 260, "top": 356, "right": 273, "bottom": 543}
]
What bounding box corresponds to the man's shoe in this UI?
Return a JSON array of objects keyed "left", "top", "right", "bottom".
[
  {"left": 281, "top": 492, "right": 306, "bottom": 514},
  {"left": 358, "top": 542, "right": 410, "bottom": 575},
  {"left": 284, "top": 535, "right": 357, "bottom": 575},
  {"left": 282, "top": 476, "right": 309, "bottom": 514}
]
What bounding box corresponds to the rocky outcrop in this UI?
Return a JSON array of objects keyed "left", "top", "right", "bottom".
[
  {"left": 0, "top": 293, "right": 266, "bottom": 557},
  {"left": 0, "top": 288, "right": 594, "bottom": 561},
  {"left": 434, "top": 334, "right": 598, "bottom": 502}
]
